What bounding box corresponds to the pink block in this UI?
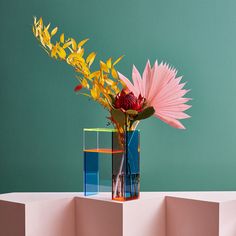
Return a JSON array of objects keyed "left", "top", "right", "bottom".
[
  {"left": 0, "top": 193, "right": 76, "bottom": 236},
  {"left": 75, "top": 193, "right": 166, "bottom": 236},
  {"left": 75, "top": 196, "right": 123, "bottom": 236},
  {"left": 219, "top": 200, "right": 236, "bottom": 236},
  {"left": 0, "top": 200, "right": 25, "bottom": 236},
  {"left": 123, "top": 196, "right": 166, "bottom": 236},
  {"left": 26, "top": 198, "right": 75, "bottom": 236},
  {"left": 166, "top": 196, "right": 219, "bottom": 236}
]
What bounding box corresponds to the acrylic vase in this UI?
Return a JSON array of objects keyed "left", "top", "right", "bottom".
[{"left": 83, "top": 128, "right": 140, "bottom": 201}]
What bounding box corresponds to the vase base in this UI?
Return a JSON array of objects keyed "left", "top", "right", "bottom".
[{"left": 112, "top": 195, "right": 140, "bottom": 202}]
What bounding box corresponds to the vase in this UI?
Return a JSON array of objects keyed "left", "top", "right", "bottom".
[{"left": 83, "top": 128, "right": 140, "bottom": 201}]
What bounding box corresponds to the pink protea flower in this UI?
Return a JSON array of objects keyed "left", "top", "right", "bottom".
[{"left": 118, "top": 60, "right": 191, "bottom": 129}]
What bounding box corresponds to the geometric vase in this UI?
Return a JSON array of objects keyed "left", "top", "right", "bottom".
[{"left": 83, "top": 128, "right": 140, "bottom": 201}]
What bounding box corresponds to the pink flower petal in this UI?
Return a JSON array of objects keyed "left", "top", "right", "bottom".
[
  {"left": 159, "top": 104, "right": 192, "bottom": 112},
  {"left": 118, "top": 72, "right": 139, "bottom": 97},
  {"left": 146, "top": 60, "right": 158, "bottom": 102},
  {"left": 142, "top": 60, "right": 151, "bottom": 98},
  {"left": 132, "top": 65, "right": 144, "bottom": 96},
  {"left": 155, "top": 113, "right": 186, "bottom": 129},
  {"left": 158, "top": 110, "right": 191, "bottom": 119}
]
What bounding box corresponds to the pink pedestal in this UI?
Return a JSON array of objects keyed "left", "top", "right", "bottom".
[
  {"left": 0, "top": 200, "right": 25, "bottom": 236},
  {"left": 220, "top": 200, "right": 236, "bottom": 236},
  {"left": 166, "top": 196, "right": 219, "bottom": 236},
  {"left": 165, "top": 192, "right": 236, "bottom": 236},
  {"left": 1, "top": 192, "right": 236, "bottom": 236},
  {"left": 75, "top": 193, "right": 166, "bottom": 236},
  {"left": 0, "top": 193, "right": 76, "bottom": 236}
]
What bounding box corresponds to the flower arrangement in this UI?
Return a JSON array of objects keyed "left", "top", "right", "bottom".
[{"left": 32, "top": 17, "right": 191, "bottom": 137}]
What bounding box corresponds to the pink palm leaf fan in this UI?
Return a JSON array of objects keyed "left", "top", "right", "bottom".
[{"left": 118, "top": 60, "right": 191, "bottom": 129}]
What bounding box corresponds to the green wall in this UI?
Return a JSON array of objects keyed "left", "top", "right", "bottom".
[{"left": 1, "top": 0, "right": 236, "bottom": 194}]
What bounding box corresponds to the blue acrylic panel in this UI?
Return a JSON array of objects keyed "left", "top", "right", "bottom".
[
  {"left": 112, "top": 130, "right": 140, "bottom": 201},
  {"left": 124, "top": 130, "right": 140, "bottom": 199},
  {"left": 84, "top": 151, "right": 99, "bottom": 196}
]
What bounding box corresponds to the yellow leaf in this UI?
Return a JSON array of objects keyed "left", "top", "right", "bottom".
[
  {"left": 68, "top": 47, "right": 74, "bottom": 53},
  {"left": 83, "top": 70, "right": 90, "bottom": 79},
  {"left": 111, "top": 67, "right": 118, "bottom": 79},
  {"left": 45, "top": 23, "right": 51, "bottom": 30},
  {"left": 105, "top": 78, "right": 115, "bottom": 86},
  {"left": 33, "top": 16, "right": 37, "bottom": 25},
  {"left": 51, "top": 45, "right": 57, "bottom": 58},
  {"left": 113, "top": 55, "right": 124, "bottom": 66},
  {"left": 63, "top": 41, "right": 72, "bottom": 49},
  {"left": 77, "top": 48, "right": 84, "bottom": 57},
  {"left": 86, "top": 52, "right": 96, "bottom": 67},
  {"left": 39, "top": 34, "right": 46, "bottom": 47},
  {"left": 43, "top": 28, "right": 50, "bottom": 40},
  {"left": 100, "top": 71, "right": 105, "bottom": 85},
  {"left": 80, "top": 92, "right": 91, "bottom": 98},
  {"left": 60, "top": 33, "right": 64, "bottom": 43},
  {"left": 67, "top": 52, "right": 85, "bottom": 67},
  {"left": 81, "top": 78, "right": 89, "bottom": 88},
  {"left": 91, "top": 85, "right": 100, "bottom": 100},
  {"left": 89, "top": 71, "right": 100, "bottom": 79},
  {"left": 113, "top": 85, "right": 120, "bottom": 94},
  {"left": 71, "top": 38, "right": 77, "bottom": 51},
  {"left": 57, "top": 46, "right": 66, "bottom": 59},
  {"left": 35, "top": 28, "right": 40, "bottom": 37},
  {"left": 39, "top": 17, "right": 43, "bottom": 27},
  {"left": 105, "top": 86, "right": 112, "bottom": 95},
  {"left": 51, "top": 27, "right": 58, "bottom": 36},
  {"left": 77, "top": 38, "right": 89, "bottom": 48},
  {"left": 106, "top": 57, "right": 112, "bottom": 69},
  {"left": 32, "top": 26, "right": 36, "bottom": 36},
  {"left": 100, "top": 60, "right": 109, "bottom": 73}
]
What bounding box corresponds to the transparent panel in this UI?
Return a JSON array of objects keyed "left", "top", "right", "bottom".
[{"left": 83, "top": 128, "right": 114, "bottom": 196}]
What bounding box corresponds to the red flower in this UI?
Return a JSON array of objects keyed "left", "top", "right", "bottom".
[
  {"left": 114, "top": 89, "right": 144, "bottom": 112},
  {"left": 74, "top": 84, "right": 83, "bottom": 92}
]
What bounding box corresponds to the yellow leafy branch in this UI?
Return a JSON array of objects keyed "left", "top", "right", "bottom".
[{"left": 32, "top": 17, "right": 124, "bottom": 110}]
